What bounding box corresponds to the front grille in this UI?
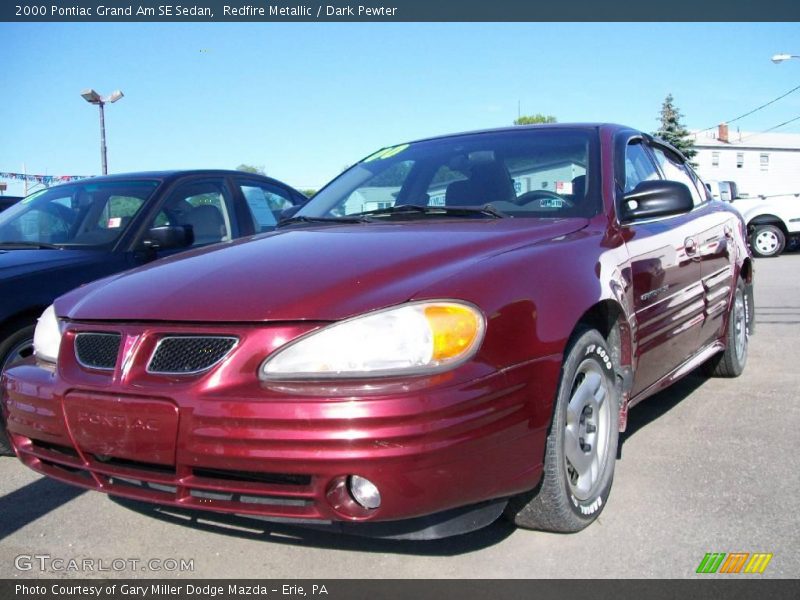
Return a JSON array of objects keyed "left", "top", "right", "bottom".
[
  {"left": 147, "top": 336, "right": 237, "bottom": 374},
  {"left": 19, "top": 434, "right": 320, "bottom": 520},
  {"left": 193, "top": 467, "right": 312, "bottom": 487},
  {"left": 74, "top": 332, "right": 121, "bottom": 370}
]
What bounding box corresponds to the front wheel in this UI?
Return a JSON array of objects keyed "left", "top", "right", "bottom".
[
  {"left": 505, "top": 329, "right": 619, "bottom": 532},
  {"left": 0, "top": 324, "right": 35, "bottom": 456},
  {"left": 750, "top": 224, "right": 785, "bottom": 258}
]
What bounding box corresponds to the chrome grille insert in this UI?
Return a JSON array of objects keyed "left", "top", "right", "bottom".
[
  {"left": 74, "top": 332, "right": 121, "bottom": 370},
  {"left": 147, "top": 336, "right": 238, "bottom": 375}
]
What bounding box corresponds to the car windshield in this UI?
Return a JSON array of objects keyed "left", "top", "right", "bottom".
[
  {"left": 0, "top": 180, "right": 159, "bottom": 248},
  {"left": 297, "top": 129, "right": 597, "bottom": 222}
]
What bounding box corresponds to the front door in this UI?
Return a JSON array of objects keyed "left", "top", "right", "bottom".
[{"left": 621, "top": 140, "right": 704, "bottom": 396}]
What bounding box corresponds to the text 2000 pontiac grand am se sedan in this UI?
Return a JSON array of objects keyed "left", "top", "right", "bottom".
[{"left": 2, "top": 124, "right": 753, "bottom": 539}]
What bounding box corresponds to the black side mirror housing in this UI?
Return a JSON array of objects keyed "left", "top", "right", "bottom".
[
  {"left": 143, "top": 225, "right": 194, "bottom": 251},
  {"left": 620, "top": 180, "right": 694, "bottom": 222}
]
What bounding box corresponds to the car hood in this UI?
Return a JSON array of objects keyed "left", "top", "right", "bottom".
[
  {"left": 58, "top": 219, "right": 588, "bottom": 323},
  {"left": 0, "top": 248, "right": 104, "bottom": 281}
]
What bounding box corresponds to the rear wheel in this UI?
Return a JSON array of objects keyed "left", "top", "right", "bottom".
[
  {"left": 0, "top": 324, "right": 36, "bottom": 456},
  {"left": 705, "top": 280, "right": 749, "bottom": 378},
  {"left": 750, "top": 224, "right": 785, "bottom": 258},
  {"left": 506, "top": 329, "right": 619, "bottom": 532}
]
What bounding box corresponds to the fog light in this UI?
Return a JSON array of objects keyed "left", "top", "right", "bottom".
[{"left": 347, "top": 475, "right": 381, "bottom": 509}]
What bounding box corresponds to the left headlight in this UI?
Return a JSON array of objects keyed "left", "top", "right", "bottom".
[
  {"left": 260, "top": 301, "right": 485, "bottom": 380},
  {"left": 33, "top": 304, "right": 63, "bottom": 363}
]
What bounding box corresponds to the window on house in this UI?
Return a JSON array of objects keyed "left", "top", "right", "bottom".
[
  {"left": 736, "top": 153, "right": 744, "bottom": 169},
  {"left": 760, "top": 153, "right": 769, "bottom": 171},
  {"left": 711, "top": 152, "right": 720, "bottom": 167}
]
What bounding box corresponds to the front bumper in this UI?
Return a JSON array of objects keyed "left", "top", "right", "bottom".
[{"left": 2, "top": 321, "right": 560, "bottom": 537}]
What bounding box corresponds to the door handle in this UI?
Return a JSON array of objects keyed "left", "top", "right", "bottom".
[{"left": 684, "top": 237, "right": 697, "bottom": 255}]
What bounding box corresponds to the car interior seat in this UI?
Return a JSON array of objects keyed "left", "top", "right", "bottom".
[
  {"left": 570, "top": 175, "right": 586, "bottom": 203},
  {"left": 185, "top": 204, "right": 226, "bottom": 245},
  {"left": 445, "top": 162, "right": 516, "bottom": 207}
]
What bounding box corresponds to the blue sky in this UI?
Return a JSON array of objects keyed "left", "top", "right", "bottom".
[{"left": 1, "top": 22, "right": 799, "bottom": 195}]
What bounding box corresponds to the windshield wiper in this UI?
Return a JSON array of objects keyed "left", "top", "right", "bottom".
[
  {"left": 356, "top": 203, "right": 509, "bottom": 219},
  {"left": 276, "top": 215, "right": 374, "bottom": 228},
  {"left": 0, "top": 241, "right": 61, "bottom": 249}
]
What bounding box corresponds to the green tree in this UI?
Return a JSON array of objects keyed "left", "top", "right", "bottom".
[
  {"left": 653, "top": 94, "right": 697, "bottom": 159},
  {"left": 514, "top": 113, "right": 557, "bottom": 125},
  {"left": 299, "top": 189, "right": 317, "bottom": 198},
  {"left": 236, "top": 164, "right": 266, "bottom": 175}
]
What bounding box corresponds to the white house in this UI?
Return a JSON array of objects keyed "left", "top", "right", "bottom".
[{"left": 690, "top": 123, "right": 800, "bottom": 198}]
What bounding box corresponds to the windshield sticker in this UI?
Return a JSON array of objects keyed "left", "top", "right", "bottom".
[
  {"left": 555, "top": 181, "right": 573, "bottom": 195},
  {"left": 107, "top": 217, "right": 122, "bottom": 228},
  {"left": 363, "top": 143, "right": 410, "bottom": 163}
]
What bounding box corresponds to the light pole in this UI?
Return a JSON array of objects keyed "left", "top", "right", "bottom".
[
  {"left": 771, "top": 53, "right": 800, "bottom": 64},
  {"left": 80, "top": 88, "right": 124, "bottom": 175}
]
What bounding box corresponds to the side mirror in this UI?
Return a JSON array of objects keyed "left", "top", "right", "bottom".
[
  {"left": 143, "top": 225, "right": 194, "bottom": 251},
  {"left": 620, "top": 180, "right": 694, "bottom": 222}
]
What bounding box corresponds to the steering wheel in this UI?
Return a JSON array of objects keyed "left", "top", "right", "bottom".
[{"left": 515, "top": 190, "right": 575, "bottom": 209}]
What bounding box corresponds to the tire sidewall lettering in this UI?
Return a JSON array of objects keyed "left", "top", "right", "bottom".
[{"left": 584, "top": 344, "right": 613, "bottom": 372}]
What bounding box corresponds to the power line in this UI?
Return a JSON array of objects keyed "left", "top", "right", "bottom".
[
  {"left": 695, "top": 82, "right": 800, "bottom": 133},
  {"left": 739, "top": 115, "right": 800, "bottom": 142}
]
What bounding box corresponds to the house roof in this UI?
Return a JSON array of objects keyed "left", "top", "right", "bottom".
[{"left": 690, "top": 129, "right": 800, "bottom": 150}]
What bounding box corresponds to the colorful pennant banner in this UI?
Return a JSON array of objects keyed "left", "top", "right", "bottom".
[{"left": 0, "top": 171, "right": 93, "bottom": 185}]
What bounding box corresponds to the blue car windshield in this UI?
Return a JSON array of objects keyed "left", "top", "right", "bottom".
[
  {"left": 299, "top": 128, "right": 597, "bottom": 220},
  {"left": 0, "top": 180, "right": 159, "bottom": 248}
]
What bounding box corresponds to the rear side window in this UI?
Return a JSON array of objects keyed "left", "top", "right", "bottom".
[{"left": 239, "top": 183, "right": 295, "bottom": 232}]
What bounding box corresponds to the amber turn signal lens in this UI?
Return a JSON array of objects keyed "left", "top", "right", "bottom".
[{"left": 424, "top": 304, "right": 482, "bottom": 362}]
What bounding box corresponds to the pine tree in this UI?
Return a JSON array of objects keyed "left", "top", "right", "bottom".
[{"left": 653, "top": 94, "right": 696, "bottom": 159}]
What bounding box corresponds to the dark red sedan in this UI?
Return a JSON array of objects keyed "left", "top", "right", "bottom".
[{"left": 2, "top": 124, "right": 753, "bottom": 539}]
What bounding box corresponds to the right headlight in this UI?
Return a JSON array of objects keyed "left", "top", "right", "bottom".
[
  {"left": 33, "top": 304, "right": 63, "bottom": 363},
  {"left": 260, "top": 301, "right": 485, "bottom": 380}
]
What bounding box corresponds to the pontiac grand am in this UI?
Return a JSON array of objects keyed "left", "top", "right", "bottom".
[{"left": 2, "top": 124, "right": 753, "bottom": 539}]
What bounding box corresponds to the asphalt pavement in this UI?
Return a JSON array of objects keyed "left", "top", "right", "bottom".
[{"left": 1, "top": 254, "right": 798, "bottom": 579}]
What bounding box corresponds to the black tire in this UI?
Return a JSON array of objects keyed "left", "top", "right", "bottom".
[
  {"left": 705, "top": 280, "right": 749, "bottom": 378},
  {"left": 505, "top": 329, "right": 619, "bottom": 532},
  {"left": 0, "top": 323, "right": 36, "bottom": 456},
  {"left": 750, "top": 224, "right": 785, "bottom": 258}
]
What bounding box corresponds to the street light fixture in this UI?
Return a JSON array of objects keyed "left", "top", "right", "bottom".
[
  {"left": 80, "top": 88, "right": 124, "bottom": 175},
  {"left": 771, "top": 53, "right": 800, "bottom": 64}
]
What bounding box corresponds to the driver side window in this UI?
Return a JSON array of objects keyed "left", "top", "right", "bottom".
[
  {"left": 624, "top": 141, "right": 660, "bottom": 193},
  {"left": 149, "top": 179, "right": 235, "bottom": 248}
]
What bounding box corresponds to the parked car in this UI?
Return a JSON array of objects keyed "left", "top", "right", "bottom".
[
  {"left": 705, "top": 180, "right": 737, "bottom": 203},
  {"left": 705, "top": 179, "right": 799, "bottom": 258},
  {"left": 732, "top": 194, "right": 800, "bottom": 258},
  {"left": 0, "top": 170, "right": 306, "bottom": 454},
  {"left": 2, "top": 125, "right": 753, "bottom": 538},
  {"left": 0, "top": 196, "right": 23, "bottom": 212}
]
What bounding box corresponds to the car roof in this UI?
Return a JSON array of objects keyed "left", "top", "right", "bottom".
[
  {"left": 393, "top": 123, "right": 691, "bottom": 163},
  {"left": 404, "top": 123, "right": 631, "bottom": 146},
  {"left": 70, "top": 170, "right": 293, "bottom": 186}
]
